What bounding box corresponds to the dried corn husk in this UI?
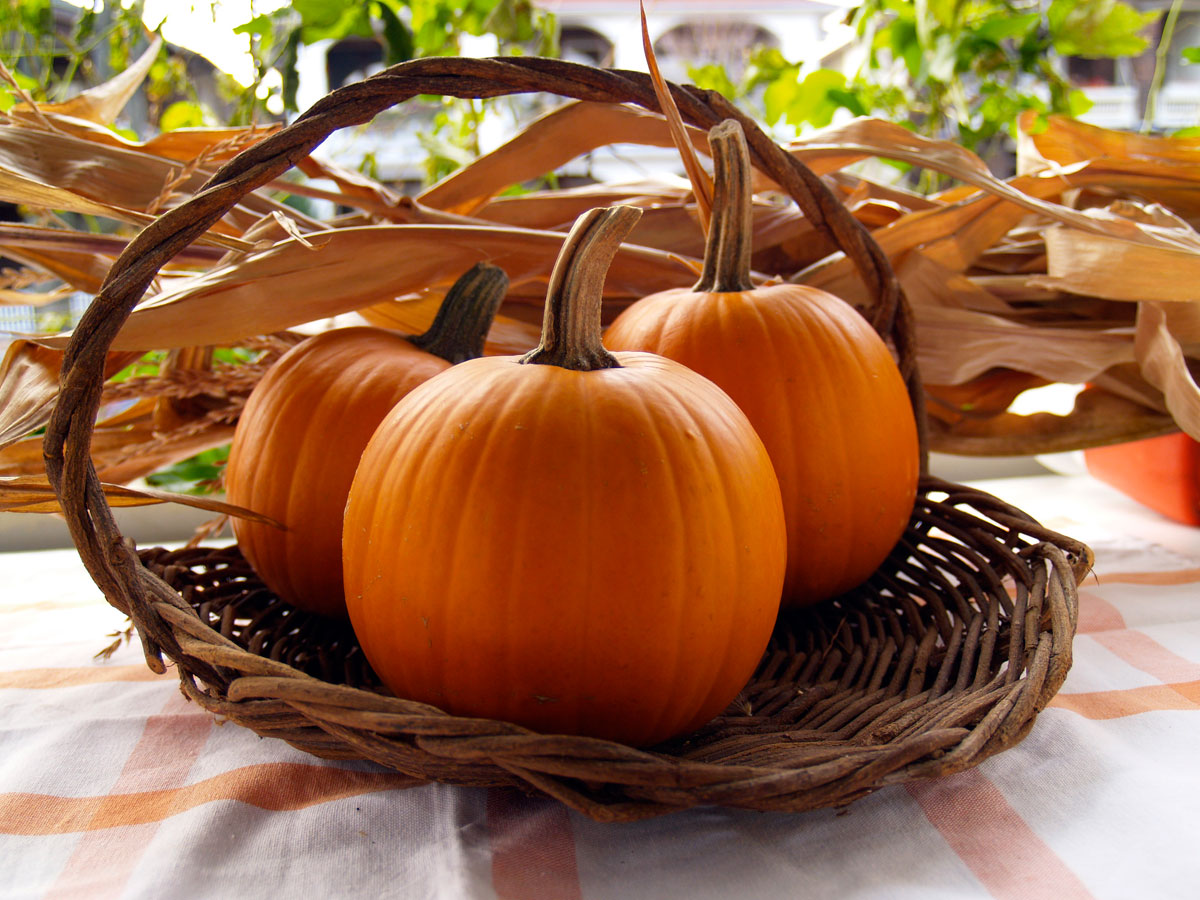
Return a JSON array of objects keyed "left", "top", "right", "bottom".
[{"left": 4, "top": 51, "right": 1200, "bottom": 508}]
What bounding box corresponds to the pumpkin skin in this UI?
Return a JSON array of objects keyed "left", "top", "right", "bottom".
[
  {"left": 225, "top": 264, "right": 508, "bottom": 618},
  {"left": 604, "top": 122, "right": 919, "bottom": 606},
  {"left": 343, "top": 207, "right": 786, "bottom": 746}
]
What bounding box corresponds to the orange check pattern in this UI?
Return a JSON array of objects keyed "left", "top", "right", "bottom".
[{"left": 2, "top": 475, "right": 1197, "bottom": 899}]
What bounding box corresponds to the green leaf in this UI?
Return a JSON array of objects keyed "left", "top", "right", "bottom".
[
  {"left": 110, "top": 351, "right": 168, "bottom": 383},
  {"left": 762, "top": 67, "right": 801, "bottom": 126},
  {"left": 974, "top": 12, "right": 1043, "bottom": 44},
  {"left": 687, "top": 64, "right": 739, "bottom": 100},
  {"left": 743, "top": 46, "right": 793, "bottom": 91},
  {"left": 145, "top": 445, "right": 230, "bottom": 496},
  {"left": 785, "top": 69, "right": 850, "bottom": 130},
  {"left": 160, "top": 100, "right": 206, "bottom": 131},
  {"left": 1171, "top": 126, "right": 1200, "bottom": 137},
  {"left": 1048, "top": 0, "right": 1160, "bottom": 58},
  {"left": 826, "top": 87, "right": 868, "bottom": 118},
  {"left": 294, "top": 0, "right": 373, "bottom": 43},
  {"left": 1183, "top": 47, "right": 1200, "bottom": 64},
  {"left": 376, "top": 2, "right": 414, "bottom": 66},
  {"left": 1066, "top": 88, "right": 1094, "bottom": 118},
  {"left": 416, "top": 18, "right": 450, "bottom": 54},
  {"left": 889, "top": 18, "right": 924, "bottom": 81},
  {"left": 280, "top": 28, "right": 302, "bottom": 112},
  {"left": 924, "top": 0, "right": 958, "bottom": 29},
  {"left": 233, "top": 14, "right": 274, "bottom": 37}
]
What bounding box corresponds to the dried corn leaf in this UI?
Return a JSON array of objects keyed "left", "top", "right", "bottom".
[
  {"left": 0, "top": 125, "right": 314, "bottom": 240},
  {"left": 794, "top": 119, "right": 1200, "bottom": 256},
  {"left": 1135, "top": 301, "right": 1200, "bottom": 440},
  {"left": 16, "top": 38, "right": 162, "bottom": 126},
  {"left": 472, "top": 178, "right": 691, "bottom": 228},
  {"left": 0, "top": 244, "right": 114, "bottom": 294},
  {"left": 641, "top": 2, "right": 711, "bottom": 233},
  {"left": 92, "top": 420, "right": 237, "bottom": 487},
  {"left": 0, "top": 287, "right": 72, "bottom": 307},
  {"left": 925, "top": 370, "right": 1051, "bottom": 427},
  {"left": 418, "top": 102, "right": 711, "bottom": 215},
  {"left": 0, "top": 340, "right": 65, "bottom": 450},
  {"left": 787, "top": 118, "right": 993, "bottom": 184},
  {"left": 40, "top": 225, "right": 697, "bottom": 352},
  {"left": 1018, "top": 111, "right": 1200, "bottom": 171},
  {"left": 913, "top": 303, "right": 1134, "bottom": 385},
  {"left": 0, "top": 166, "right": 156, "bottom": 229},
  {"left": 802, "top": 192, "right": 1029, "bottom": 305},
  {"left": 0, "top": 392, "right": 241, "bottom": 486},
  {"left": 828, "top": 171, "right": 937, "bottom": 214},
  {"left": 9, "top": 105, "right": 278, "bottom": 166},
  {"left": 0, "top": 222, "right": 224, "bottom": 269},
  {"left": 1091, "top": 362, "right": 1172, "bottom": 412},
  {"left": 291, "top": 154, "right": 408, "bottom": 218},
  {"left": 0, "top": 415, "right": 233, "bottom": 483},
  {"left": 1032, "top": 221, "right": 1200, "bottom": 302},
  {"left": 929, "top": 385, "right": 1177, "bottom": 456},
  {"left": 0, "top": 473, "right": 277, "bottom": 523},
  {"left": 1154, "top": 300, "right": 1200, "bottom": 343},
  {"left": 0, "top": 341, "right": 140, "bottom": 451},
  {"left": 896, "top": 251, "right": 1016, "bottom": 315}
]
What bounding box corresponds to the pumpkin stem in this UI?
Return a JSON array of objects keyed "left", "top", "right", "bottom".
[
  {"left": 693, "top": 120, "right": 756, "bottom": 295},
  {"left": 521, "top": 205, "right": 643, "bottom": 371},
  {"left": 408, "top": 262, "right": 509, "bottom": 364}
]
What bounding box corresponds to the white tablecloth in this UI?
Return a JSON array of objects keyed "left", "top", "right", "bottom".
[{"left": 2, "top": 474, "right": 1197, "bottom": 899}]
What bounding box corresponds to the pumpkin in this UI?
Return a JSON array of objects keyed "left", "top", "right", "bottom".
[
  {"left": 604, "top": 120, "right": 919, "bottom": 606},
  {"left": 225, "top": 262, "right": 509, "bottom": 618},
  {"left": 342, "top": 206, "right": 786, "bottom": 747}
]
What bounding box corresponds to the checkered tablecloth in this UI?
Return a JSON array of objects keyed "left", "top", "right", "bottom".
[{"left": 2, "top": 474, "right": 1198, "bottom": 899}]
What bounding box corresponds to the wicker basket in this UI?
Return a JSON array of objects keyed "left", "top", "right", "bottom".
[{"left": 45, "top": 58, "right": 1091, "bottom": 822}]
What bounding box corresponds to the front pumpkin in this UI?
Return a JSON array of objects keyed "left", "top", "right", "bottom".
[{"left": 343, "top": 206, "right": 786, "bottom": 747}]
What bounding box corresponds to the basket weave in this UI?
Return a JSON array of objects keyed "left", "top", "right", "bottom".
[{"left": 45, "top": 58, "right": 1091, "bottom": 822}]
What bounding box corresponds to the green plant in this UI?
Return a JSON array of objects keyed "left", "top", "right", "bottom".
[
  {"left": 689, "top": 0, "right": 1161, "bottom": 176},
  {"left": 144, "top": 444, "right": 229, "bottom": 495}
]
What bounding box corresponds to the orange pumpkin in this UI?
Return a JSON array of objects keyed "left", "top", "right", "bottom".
[
  {"left": 343, "top": 206, "right": 786, "bottom": 746},
  {"left": 604, "top": 120, "right": 919, "bottom": 606},
  {"left": 225, "top": 263, "right": 508, "bottom": 618}
]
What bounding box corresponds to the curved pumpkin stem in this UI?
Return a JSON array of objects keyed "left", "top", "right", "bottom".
[
  {"left": 408, "top": 262, "right": 509, "bottom": 364},
  {"left": 521, "top": 205, "right": 642, "bottom": 371},
  {"left": 693, "top": 119, "right": 755, "bottom": 295}
]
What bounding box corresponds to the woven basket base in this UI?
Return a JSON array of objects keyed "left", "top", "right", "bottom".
[{"left": 136, "top": 475, "right": 1089, "bottom": 821}]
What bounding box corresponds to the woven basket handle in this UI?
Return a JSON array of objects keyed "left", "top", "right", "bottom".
[{"left": 44, "top": 57, "right": 922, "bottom": 669}]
